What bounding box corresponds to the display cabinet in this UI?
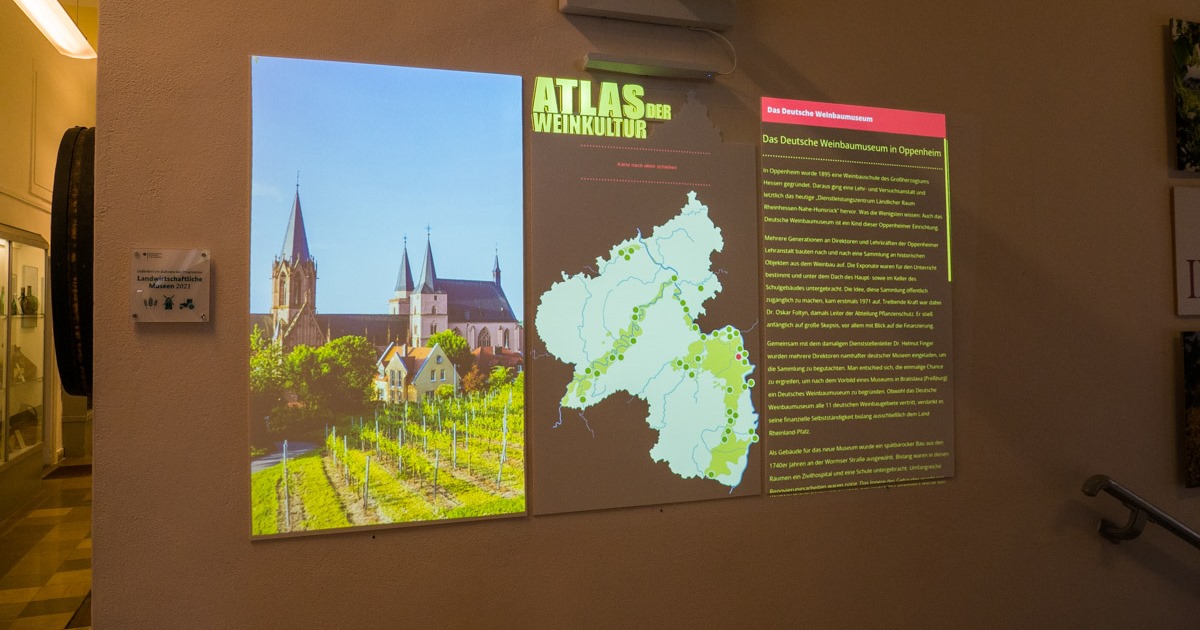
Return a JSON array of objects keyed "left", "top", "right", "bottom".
[{"left": 0, "top": 227, "right": 47, "bottom": 467}]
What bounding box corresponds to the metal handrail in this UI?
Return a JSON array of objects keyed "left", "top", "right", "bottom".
[{"left": 1081, "top": 474, "right": 1200, "bottom": 550}]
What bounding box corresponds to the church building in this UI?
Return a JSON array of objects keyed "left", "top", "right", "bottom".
[{"left": 255, "top": 188, "right": 522, "bottom": 359}]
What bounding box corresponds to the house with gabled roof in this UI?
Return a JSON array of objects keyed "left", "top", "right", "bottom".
[{"left": 377, "top": 341, "right": 459, "bottom": 402}]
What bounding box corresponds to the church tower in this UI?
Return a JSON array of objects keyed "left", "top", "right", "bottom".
[
  {"left": 493, "top": 248, "right": 501, "bottom": 287},
  {"left": 388, "top": 236, "right": 415, "bottom": 317},
  {"left": 271, "top": 186, "right": 323, "bottom": 349},
  {"left": 409, "top": 231, "right": 447, "bottom": 347}
]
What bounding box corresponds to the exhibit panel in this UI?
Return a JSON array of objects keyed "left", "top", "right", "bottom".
[
  {"left": 247, "top": 57, "right": 527, "bottom": 536},
  {"left": 759, "top": 98, "right": 955, "bottom": 492},
  {"left": 528, "top": 79, "right": 762, "bottom": 514}
]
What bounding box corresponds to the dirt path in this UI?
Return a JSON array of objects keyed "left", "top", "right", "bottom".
[
  {"left": 274, "top": 470, "right": 310, "bottom": 533},
  {"left": 321, "top": 454, "right": 381, "bottom": 526}
]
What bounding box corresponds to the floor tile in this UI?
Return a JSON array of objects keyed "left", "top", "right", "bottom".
[
  {"left": 1, "top": 557, "right": 61, "bottom": 578},
  {"left": 39, "top": 529, "right": 87, "bottom": 544},
  {"left": 6, "top": 613, "right": 73, "bottom": 630},
  {"left": 0, "top": 470, "right": 90, "bottom": 629},
  {"left": 23, "top": 509, "right": 69, "bottom": 519},
  {"left": 0, "top": 602, "right": 24, "bottom": 620},
  {"left": 44, "top": 570, "right": 88, "bottom": 586},
  {"left": 55, "top": 559, "right": 89, "bottom": 573},
  {"left": 0, "top": 589, "right": 39, "bottom": 605},
  {"left": 38, "top": 541, "right": 81, "bottom": 555},
  {"left": 19, "top": 596, "right": 81, "bottom": 617},
  {"left": 4, "top": 555, "right": 71, "bottom": 578},
  {"left": 0, "top": 576, "right": 46, "bottom": 591},
  {"left": 31, "top": 582, "right": 88, "bottom": 601},
  {"left": 61, "top": 510, "right": 89, "bottom": 524}
]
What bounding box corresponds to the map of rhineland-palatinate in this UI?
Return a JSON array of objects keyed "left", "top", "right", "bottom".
[{"left": 535, "top": 191, "right": 759, "bottom": 488}]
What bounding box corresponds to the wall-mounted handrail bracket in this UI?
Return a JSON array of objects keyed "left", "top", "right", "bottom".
[
  {"left": 1082, "top": 474, "right": 1200, "bottom": 551},
  {"left": 1097, "top": 506, "right": 1148, "bottom": 544}
]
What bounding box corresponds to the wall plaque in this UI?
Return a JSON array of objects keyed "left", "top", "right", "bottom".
[{"left": 129, "top": 248, "right": 210, "bottom": 322}]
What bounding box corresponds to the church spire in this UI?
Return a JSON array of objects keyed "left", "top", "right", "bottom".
[
  {"left": 493, "top": 245, "right": 501, "bottom": 287},
  {"left": 416, "top": 227, "right": 438, "bottom": 293},
  {"left": 395, "top": 235, "right": 414, "bottom": 293},
  {"left": 280, "top": 185, "right": 312, "bottom": 263}
]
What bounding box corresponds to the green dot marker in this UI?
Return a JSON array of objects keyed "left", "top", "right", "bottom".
[
  {"left": 722, "top": 436, "right": 728, "bottom": 443},
  {"left": 683, "top": 307, "right": 690, "bottom": 314},
  {"left": 748, "top": 379, "right": 756, "bottom": 387},
  {"left": 618, "top": 354, "right": 624, "bottom": 360},
  {"left": 707, "top": 471, "right": 715, "bottom": 478},
  {"left": 585, "top": 368, "right": 592, "bottom": 375},
  {"left": 672, "top": 275, "right": 678, "bottom": 281},
  {"left": 689, "top": 372, "right": 695, "bottom": 378},
  {"left": 579, "top": 396, "right": 586, "bottom": 403},
  {"left": 726, "top": 386, "right": 733, "bottom": 393},
  {"left": 695, "top": 355, "right": 702, "bottom": 362},
  {"left": 733, "top": 412, "right": 739, "bottom": 419},
  {"left": 631, "top": 338, "right": 638, "bottom": 344},
  {"left": 725, "top": 427, "right": 732, "bottom": 434},
  {"left": 726, "top": 408, "right": 733, "bottom": 415},
  {"left": 751, "top": 435, "right": 759, "bottom": 443},
  {"left": 698, "top": 285, "right": 704, "bottom": 291}
]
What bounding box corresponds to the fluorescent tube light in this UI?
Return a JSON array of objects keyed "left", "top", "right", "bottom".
[{"left": 12, "top": 0, "right": 96, "bottom": 59}]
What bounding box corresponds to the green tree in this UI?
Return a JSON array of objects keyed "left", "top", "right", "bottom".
[
  {"left": 427, "top": 329, "right": 473, "bottom": 378},
  {"left": 488, "top": 366, "right": 513, "bottom": 390},
  {"left": 285, "top": 335, "right": 378, "bottom": 419},
  {"left": 316, "top": 335, "right": 379, "bottom": 415},
  {"left": 249, "top": 326, "right": 286, "bottom": 440},
  {"left": 284, "top": 344, "right": 323, "bottom": 419}
]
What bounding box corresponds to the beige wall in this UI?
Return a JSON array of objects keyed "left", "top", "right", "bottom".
[{"left": 95, "top": 2, "right": 1200, "bottom": 627}]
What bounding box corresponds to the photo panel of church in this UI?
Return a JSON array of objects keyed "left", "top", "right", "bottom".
[{"left": 248, "top": 57, "right": 525, "bottom": 536}]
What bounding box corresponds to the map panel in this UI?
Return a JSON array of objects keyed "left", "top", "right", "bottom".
[{"left": 529, "top": 84, "right": 760, "bottom": 514}]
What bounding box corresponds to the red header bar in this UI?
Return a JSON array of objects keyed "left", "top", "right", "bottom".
[{"left": 761, "top": 97, "right": 946, "bottom": 138}]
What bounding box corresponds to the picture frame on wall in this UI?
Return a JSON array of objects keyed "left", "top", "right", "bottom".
[
  {"left": 1182, "top": 332, "right": 1200, "bottom": 486},
  {"left": 1170, "top": 18, "right": 1200, "bottom": 172}
]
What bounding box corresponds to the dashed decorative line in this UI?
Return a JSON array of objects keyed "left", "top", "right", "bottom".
[
  {"left": 579, "top": 144, "right": 711, "bottom": 156},
  {"left": 580, "top": 177, "right": 711, "bottom": 187},
  {"left": 762, "top": 154, "right": 944, "bottom": 171}
]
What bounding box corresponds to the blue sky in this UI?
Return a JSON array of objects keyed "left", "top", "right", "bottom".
[{"left": 250, "top": 56, "right": 524, "bottom": 319}]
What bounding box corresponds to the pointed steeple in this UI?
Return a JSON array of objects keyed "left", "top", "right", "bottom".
[
  {"left": 416, "top": 228, "right": 438, "bottom": 293},
  {"left": 395, "top": 235, "right": 414, "bottom": 293},
  {"left": 280, "top": 185, "right": 312, "bottom": 263},
  {"left": 493, "top": 245, "right": 501, "bottom": 287}
]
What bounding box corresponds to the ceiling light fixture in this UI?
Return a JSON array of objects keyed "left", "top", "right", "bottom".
[{"left": 11, "top": 0, "right": 96, "bottom": 59}]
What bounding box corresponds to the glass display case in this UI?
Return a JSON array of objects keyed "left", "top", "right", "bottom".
[{"left": 0, "top": 228, "right": 47, "bottom": 466}]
